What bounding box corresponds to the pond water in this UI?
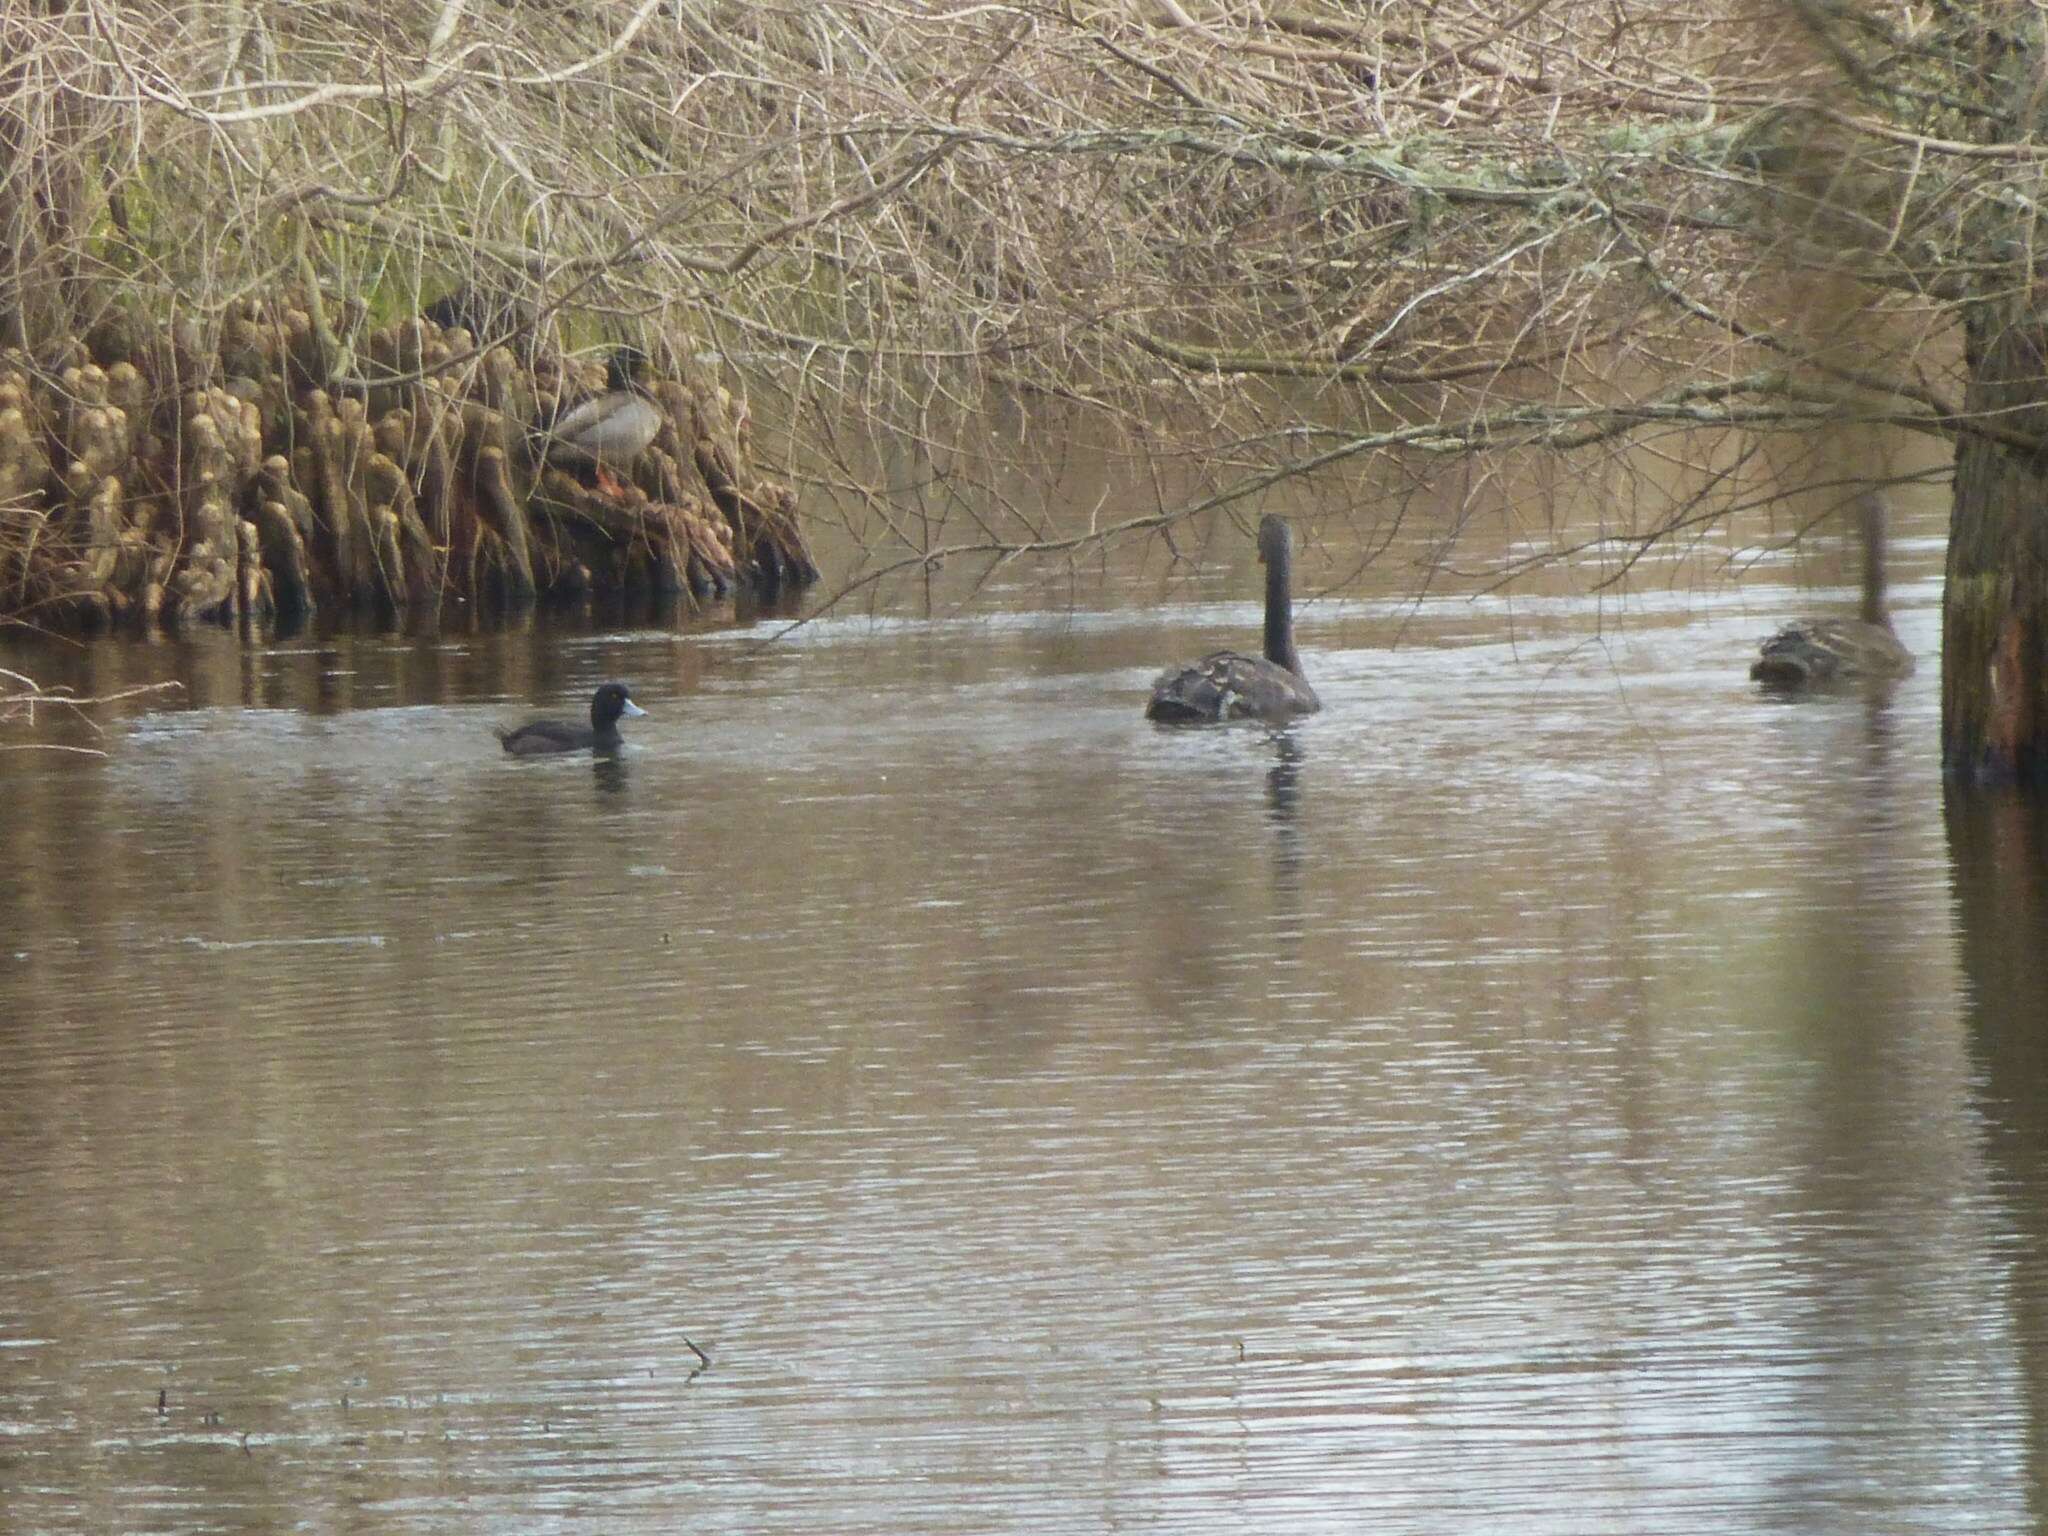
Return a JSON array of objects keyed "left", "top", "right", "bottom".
[{"left": 3, "top": 498, "right": 2047, "bottom": 1534}]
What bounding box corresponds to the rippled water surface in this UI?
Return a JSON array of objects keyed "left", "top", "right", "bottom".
[{"left": 5, "top": 504, "right": 2048, "bottom": 1534}]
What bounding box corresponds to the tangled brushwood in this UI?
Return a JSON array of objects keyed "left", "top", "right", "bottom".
[{"left": 0, "top": 304, "right": 815, "bottom": 631}]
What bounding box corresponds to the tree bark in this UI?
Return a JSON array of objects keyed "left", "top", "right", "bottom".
[{"left": 1942, "top": 312, "right": 2048, "bottom": 788}]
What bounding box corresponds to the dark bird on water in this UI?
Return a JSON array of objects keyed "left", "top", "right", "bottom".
[
  {"left": 496, "top": 683, "right": 647, "bottom": 755},
  {"left": 1751, "top": 491, "right": 1915, "bottom": 689},
  {"left": 530, "top": 345, "right": 665, "bottom": 498},
  {"left": 1146, "top": 515, "right": 1320, "bottom": 724}
]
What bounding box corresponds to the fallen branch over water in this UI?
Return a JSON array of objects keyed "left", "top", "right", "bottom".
[{"left": 0, "top": 668, "right": 183, "bottom": 753}]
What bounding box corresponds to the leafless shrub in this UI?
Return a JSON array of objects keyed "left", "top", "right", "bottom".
[{"left": 0, "top": 1, "right": 2017, "bottom": 601}]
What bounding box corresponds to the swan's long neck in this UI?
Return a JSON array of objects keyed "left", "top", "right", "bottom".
[
  {"left": 1264, "top": 537, "right": 1304, "bottom": 677},
  {"left": 1858, "top": 493, "right": 1891, "bottom": 628}
]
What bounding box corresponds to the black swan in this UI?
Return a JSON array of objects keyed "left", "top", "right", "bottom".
[
  {"left": 1752, "top": 491, "right": 1914, "bottom": 688},
  {"left": 1147, "top": 515, "right": 1320, "bottom": 724}
]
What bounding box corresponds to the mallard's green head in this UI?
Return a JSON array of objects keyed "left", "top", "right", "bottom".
[{"left": 606, "top": 344, "right": 653, "bottom": 393}]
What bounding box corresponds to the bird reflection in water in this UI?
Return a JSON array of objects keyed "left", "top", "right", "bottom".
[
  {"left": 1265, "top": 731, "right": 1304, "bottom": 823},
  {"left": 1265, "top": 730, "right": 1307, "bottom": 941},
  {"left": 593, "top": 752, "right": 630, "bottom": 797}
]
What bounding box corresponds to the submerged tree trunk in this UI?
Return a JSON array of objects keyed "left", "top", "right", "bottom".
[{"left": 1943, "top": 313, "right": 2048, "bottom": 789}]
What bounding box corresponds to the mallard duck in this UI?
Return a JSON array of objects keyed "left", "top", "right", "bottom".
[
  {"left": 1752, "top": 491, "right": 1915, "bottom": 688},
  {"left": 496, "top": 682, "right": 647, "bottom": 755},
  {"left": 531, "top": 345, "right": 664, "bottom": 497},
  {"left": 1147, "top": 515, "right": 1321, "bottom": 724}
]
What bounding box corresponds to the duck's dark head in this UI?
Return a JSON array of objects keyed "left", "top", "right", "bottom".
[
  {"left": 591, "top": 682, "right": 648, "bottom": 729},
  {"left": 605, "top": 345, "right": 653, "bottom": 393}
]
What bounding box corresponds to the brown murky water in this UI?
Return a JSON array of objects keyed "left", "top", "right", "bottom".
[{"left": 4, "top": 501, "right": 2047, "bottom": 1533}]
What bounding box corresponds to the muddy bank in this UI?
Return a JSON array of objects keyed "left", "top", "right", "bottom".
[{"left": 0, "top": 299, "right": 816, "bottom": 632}]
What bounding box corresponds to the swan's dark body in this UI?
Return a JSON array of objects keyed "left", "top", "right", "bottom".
[
  {"left": 1752, "top": 492, "right": 1914, "bottom": 689},
  {"left": 1147, "top": 516, "right": 1320, "bottom": 724},
  {"left": 496, "top": 682, "right": 646, "bottom": 755},
  {"left": 530, "top": 347, "right": 664, "bottom": 484},
  {"left": 1751, "top": 617, "right": 1914, "bottom": 688}
]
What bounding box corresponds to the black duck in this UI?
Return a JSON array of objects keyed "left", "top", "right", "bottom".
[{"left": 496, "top": 683, "right": 647, "bottom": 755}]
